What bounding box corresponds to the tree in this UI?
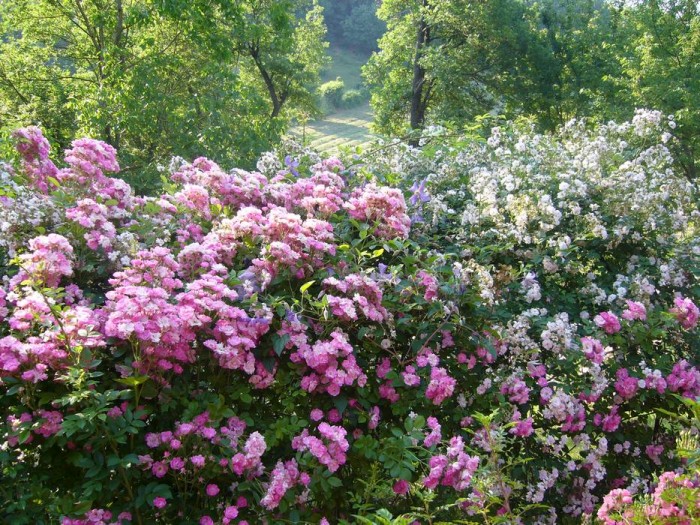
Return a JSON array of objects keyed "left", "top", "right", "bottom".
[
  {"left": 0, "top": 0, "right": 328, "bottom": 191},
  {"left": 363, "top": 0, "right": 532, "bottom": 137},
  {"left": 616, "top": 0, "right": 700, "bottom": 181},
  {"left": 319, "top": 0, "right": 384, "bottom": 54},
  {"left": 235, "top": 0, "right": 328, "bottom": 120},
  {"left": 512, "top": 0, "right": 626, "bottom": 130}
]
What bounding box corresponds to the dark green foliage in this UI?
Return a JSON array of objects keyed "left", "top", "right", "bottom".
[
  {"left": 319, "top": 0, "right": 384, "bottom": 54},
  {"left": 340, "top": 89, "right": 366, "bottom": 109}
]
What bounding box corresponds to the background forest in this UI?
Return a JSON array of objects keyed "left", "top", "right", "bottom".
[{"left": 1, "top": 0, "right": 699, "bottom": 190}]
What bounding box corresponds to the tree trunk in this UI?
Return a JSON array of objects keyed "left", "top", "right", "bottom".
[
  {"left": 249, "top": 44, "right": 284, "bottom": 119},
  {"left": 409, "top": 1, "right": 431, "bottom": 146}
]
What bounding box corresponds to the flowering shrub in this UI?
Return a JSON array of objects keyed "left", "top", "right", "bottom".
[{"left": 0, "top": 116, "right": 698, "bottom": 525}]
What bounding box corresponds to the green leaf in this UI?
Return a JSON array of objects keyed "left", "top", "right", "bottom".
[
  {"left": 300, "top": 280, "right": 315, "bottom": 293},
  {"left": 240, "top": 393, "right": 252, "bottom": 404},
  {"left": 333, "top": 394, "right": 348, "bottom": 415},
  {"left": 273, "top": 333, "right": 290, "bottom": 356},
  {"left": 116, "top": 375, "right": 149, "bottom": 387},
  {"left": 327, "top": 476, "right": 343, "bottom": 487}
]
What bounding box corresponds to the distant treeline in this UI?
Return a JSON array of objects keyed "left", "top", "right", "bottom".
[{"left": 365, "top": 0, "right": 700, "bottom": 182}]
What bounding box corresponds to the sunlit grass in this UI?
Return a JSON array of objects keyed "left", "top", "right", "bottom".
[{"left": 289, "top": 103, "right": 376, "bottom": 154}]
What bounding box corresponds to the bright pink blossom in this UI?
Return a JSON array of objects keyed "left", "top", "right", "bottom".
[
  {"left": 594, "top": 311, "right": 621, "bottom": 334},
  {"left": 670, "top": 296, "right": 699, "bottom": 329}
]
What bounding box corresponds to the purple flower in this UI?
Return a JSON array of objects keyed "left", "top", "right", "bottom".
[
  {"left": 284, "top": 155, "right": 300, "bottom": 177},
  {"left": 409, "top": 179, "right": 430, "bottom": 206}
]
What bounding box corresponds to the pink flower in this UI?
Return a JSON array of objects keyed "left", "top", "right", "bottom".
[
  {"left": 500, "top": 377, "right": 530, "bottom": 405},
  {"left": 594, "top": 405, "right": 622, "bottom": 433},
  {"left": 597, "top": 488, "right": 633, "bottom": 525},
  {"left": 423, "top": 416, "right": 442, "bottom": 447},
  {"left": 594, "top": 311, "right": 621, "bottom": 334},
  {"left": 152, "top": 497, "right": 167, "bottom": 509},
  {"left": 190, "top": 454, "right": 205, "bottom": 468},
  {"left": 614, "top": 368, "right": 639, "bottom": 400},
  {"left": 224, "top": 506, "right": 239, "bottom": 520},
  {"left": 416, "top": 270, "right": 439, "bottom": 302},
  {"left": 425, "top": 367, "right": 456, "bottom": 405},
  {"left": 205, "top": 484, "right": 219, "bottom": 497},
  {"left": 581, "top": 336, "right": 605, "bottom": 364},
  {"left": 12, "top": 126, "right": 58, "bottom": 193},
  {"left": 670, "top": 296, "right": 699, "bottom": 329},
  {"left": 260, "top": 459, "right": 302, "bottom": 510},
  {"left": 393, "top": 479, "right": 410, "bottom": 495},
  {"left": 368, "top": 406, "right": 380, "bottom": 430},
  {"left": 18, "top": 234, "right": 74, "bottom": 287},
  {"left": 621, "top": 300, "right": 647, "bottom": 321},
  {"left": 151, "top": 461, "right": 168, "bottom": 478},
  {"left": 344, "top": 183, "right": 411, "bottom": 239},
  {"left": 169, "top": 457, "right": 185, "bottom": 471},
  {"left": 510, "top": 411, "right": 534, "bottom": 437}
]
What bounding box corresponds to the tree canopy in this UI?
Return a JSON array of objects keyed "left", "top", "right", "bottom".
[
  {"left": 363, "top": 0, "right": 700, "bottom": 181},
  {"left": 0, "top": 0, "right": 328, "bottom": 191}
]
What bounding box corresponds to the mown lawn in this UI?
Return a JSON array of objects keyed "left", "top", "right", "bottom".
[{"left": 288, "top": 103, "right": 375, "bottom": 154}]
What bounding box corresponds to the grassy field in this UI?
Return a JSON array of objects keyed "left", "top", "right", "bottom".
[
  {"left": 321, "top": 46, "right": 368, "bottom": 89},
  {"left": 289, "top": 103, "right": 375, "bottom": 154},
  {"left": 288, "top": 47, "right": 376, "bottom": 154}
]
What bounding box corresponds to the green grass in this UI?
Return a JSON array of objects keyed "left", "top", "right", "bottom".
[
  {"left": 321, "top": 46, "right": 369, "bottom": 90},
  {"left": 289, "top": 103, "right": 375, "bottom": 154},
  {"left": 288, "top": 47, "right": 375, "bottom": 154}
]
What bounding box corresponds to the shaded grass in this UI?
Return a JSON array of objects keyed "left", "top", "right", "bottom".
[{"left": 321, "top": 46, "right": 368, "bottom": 90}]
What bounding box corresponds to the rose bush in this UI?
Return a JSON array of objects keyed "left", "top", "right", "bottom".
[{"left": 0, "top": 113, "right": 698, "bottom": 525}]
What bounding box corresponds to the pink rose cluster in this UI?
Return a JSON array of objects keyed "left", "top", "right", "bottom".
[
  {"left": 103, "top": 248, "right": 197, "bottom": 378},
  {"left": 5, "top": 410, "right": 63, "bottom": 446},
  {"left": 260, "top": 459, "right": 310, "bottom": 510},
  {"left": 61, "top": 509, "right": 132, "bottom": 525},
  {"left": 288, "top": 327, "right": 367, "bottom": 396},
  {"left": 16, "top": 233, "right": 74, "bottom": 288},
  {"left": 103, "top": 248, "right": 274, "bottom": 383},
  {"left": 344, "top": 183, "right": 411, "bottom": 239},
  {"left": 425, "top": 366, "right": 456, "bottom": 405},
  {"left": 423, "top": 416, "right": 442, "bottom": 447},
  {"left": 1, "top": 302, "right": 103, "bottom": 383},
  {"left": 671, "top": 296, "right": 699, "bottom": 329},
  {"left": 597, "top": 471, "right": 699, "bottom": 524},
  {"left": 423, "top": 436, "right": 479, "bottom": 491},
  {"left": 11, "top": 126, "right": 58, "bottom": 193},
  {"left": 138, "top": 412, "right": 258, "bottom": 521},
  {"left": 66, "top": 199, "right": 117, "bottom": 252},
  {"left": 323, "top": 273, "right": 389, "bottom": 322},
  {"left": 416, "top": 270, "right": 440, "bottom": 302},
  {"left": 500, "top": 376, "right": 531, "bottom": 405},
  {"left": 63, "top": 138, "right": 120, "bottom": 182},
  {"left": 292, "top": 422, "right": 349, "bottom": 473},
  {"left": 593, "top": 311, "right": 621, "bottom": 334}
]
